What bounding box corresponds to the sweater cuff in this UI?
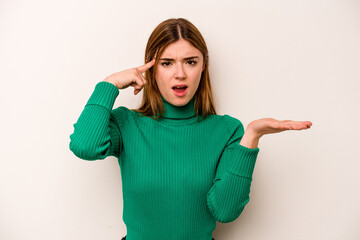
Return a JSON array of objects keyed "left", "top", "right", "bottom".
[
  {"left": 86, "top": 81, "right": 119, "bottom": 111},
  {"left": 227, "top": 144, "right": 260, "bottom": 178}
]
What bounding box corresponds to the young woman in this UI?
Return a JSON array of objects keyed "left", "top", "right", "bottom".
[{"left": 69, "top": 18, "right": 312, "bottom": 240}]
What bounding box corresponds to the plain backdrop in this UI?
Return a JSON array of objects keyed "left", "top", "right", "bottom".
[{"left": 1, "top": 0, "right": 359, "bottom": 239}]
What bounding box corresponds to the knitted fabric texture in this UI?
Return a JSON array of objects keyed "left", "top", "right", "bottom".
[{"left": 69, "top": 81, "right": 260, "bottom": 240}]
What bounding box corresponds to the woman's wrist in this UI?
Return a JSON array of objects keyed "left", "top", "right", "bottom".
[
  {"left": 103, "top": 78, "right": 117, "bottom": 88},
  {"left": 239, "top": 126, "right": 261, "bottom": 149}
]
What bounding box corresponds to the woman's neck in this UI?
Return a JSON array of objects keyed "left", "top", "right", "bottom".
[{"left": 161, "top": 95, "right": 196, "bottom": 119}]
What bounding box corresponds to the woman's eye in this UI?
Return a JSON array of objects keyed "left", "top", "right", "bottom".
[
  {"left": 161, "top": 62, "right": 171, "bottom": 67},
  {"left": 160, "top": 60, "right": 197, "bottom": 67}
]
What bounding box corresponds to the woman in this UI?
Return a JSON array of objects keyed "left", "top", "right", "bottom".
[{"left": 69, "top": 18, "right": 312, "bottom": 240}]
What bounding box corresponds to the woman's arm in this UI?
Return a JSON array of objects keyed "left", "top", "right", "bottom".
[
  {"left": 69, "top": 81, "right": 123, "bottom": 160},
  {"left": 239, "top": 127, "right": 260, "bottom": 149},
  {"left": 206, "top": 117, "right": 312, "bottom": 223},
  {"left": 206, "top": 118, "right": 259, "bottom": 223}
]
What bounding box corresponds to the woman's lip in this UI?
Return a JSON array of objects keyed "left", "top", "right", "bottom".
[{"left": 172, "top": 87, "right": 188, "bottom": 97}]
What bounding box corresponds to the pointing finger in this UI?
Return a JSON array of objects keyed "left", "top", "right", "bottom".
[{"left": 137, "top": 58, "right": 156, "bottom": 73}]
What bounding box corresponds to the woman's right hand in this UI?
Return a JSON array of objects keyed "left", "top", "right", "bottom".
[{"left": 103, "top": 58, "right": 156, "bottom": 95}]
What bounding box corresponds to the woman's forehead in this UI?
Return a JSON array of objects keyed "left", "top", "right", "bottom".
[{"left": 160, "top": 49, "right": 202, "bottom": 61}]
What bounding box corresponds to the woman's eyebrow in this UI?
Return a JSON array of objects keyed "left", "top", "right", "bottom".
[{"left": 159, "top": 56, "right": 200, "bottom": 61}]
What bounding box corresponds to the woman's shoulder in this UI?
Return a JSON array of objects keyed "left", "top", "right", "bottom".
[
  {"left": 197, "top": 113, "right": 244, "bottom": 127},
  {"left": 109, "top": 106, "right": 134, "bottom": 125},
  {"left": 209, "top": 113, "right": 243, "bottom": 125},
  {"left": 111, "top": 106, "right": 131, "bottom": 115},
  {"left": 216, "top": 114, "right": 245, "bottom": 134},
  {"left": 110, "top": 106, "right": 153, "bottom": 123}
]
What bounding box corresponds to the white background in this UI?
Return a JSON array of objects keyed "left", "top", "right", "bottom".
[{"left": 1, "top": 0, "right": 359, "bottom": 239}]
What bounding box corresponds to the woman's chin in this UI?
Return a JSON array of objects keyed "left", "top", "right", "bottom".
[{"left": 169, "top": 97, "right": 189, "bottom": 107}]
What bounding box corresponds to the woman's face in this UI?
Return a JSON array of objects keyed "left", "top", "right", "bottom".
[{"left": 155, "top": 39, "right": 204, "bottom": 107}]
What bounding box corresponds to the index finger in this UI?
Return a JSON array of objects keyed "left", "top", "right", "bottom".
[{"left": 137, "top": 58, "right": 156, "bottom": 73}]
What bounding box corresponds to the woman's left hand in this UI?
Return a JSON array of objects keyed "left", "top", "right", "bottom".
[{"left": 248, "top": 118, "right": 313, "bottom": 139}]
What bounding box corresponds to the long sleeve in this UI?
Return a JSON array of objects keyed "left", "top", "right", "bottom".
[
  {"left": 69, "top": 81, "right": 123, "bottom": 160},
  {"left": 206, "top": 116, "right": 260, "bottom": 223}
]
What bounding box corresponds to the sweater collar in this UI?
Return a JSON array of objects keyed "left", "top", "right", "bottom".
[{"left": 161, "top": 94, "right": 196, "bottom": 119}]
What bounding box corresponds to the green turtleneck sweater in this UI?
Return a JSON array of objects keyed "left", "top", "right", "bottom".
[{"left": 69, "top": 81, "right": 260, "bottom": 240}]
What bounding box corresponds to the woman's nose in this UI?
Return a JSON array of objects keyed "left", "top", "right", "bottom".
[{"left": 175, "top": 63, "right": 186, "bottom": 79}]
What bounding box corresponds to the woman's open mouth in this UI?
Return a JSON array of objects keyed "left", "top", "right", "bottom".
[{"left": 172, "top": 86, "right": 188, "bottom": 97}]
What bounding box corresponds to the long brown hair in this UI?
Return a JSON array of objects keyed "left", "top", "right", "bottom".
[{"left": 132, "top": 18, "right": 217, "bottom": 120}]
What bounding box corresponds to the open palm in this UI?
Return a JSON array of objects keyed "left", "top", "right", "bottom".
[{"left": 249, "top": 118, "right": 312, "bottom": 138}]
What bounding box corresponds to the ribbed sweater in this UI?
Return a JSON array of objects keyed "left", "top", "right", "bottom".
[{"left": 69, "top": 81, "right": 260, "bottom": 240}]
